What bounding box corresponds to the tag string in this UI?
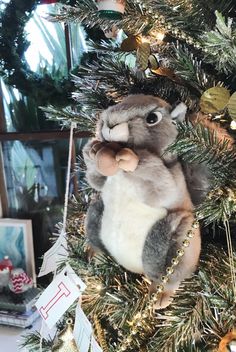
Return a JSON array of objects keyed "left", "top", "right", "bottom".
[
  {"left": 39, "top": 122, "right": 76, "bottom": 352},
  {"left": 62, "top": 122, "right": 76, "bottom": 235},
  {"left": 224, "top": 219, "right": 236, "bottom": 299}
]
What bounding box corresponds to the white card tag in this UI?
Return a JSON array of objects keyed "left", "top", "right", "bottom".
[
  {"left": 40, "top": 320, "right": 58, "bottom": 341},
  {"left": 64, "top": 264, "right": 86, "bottom": 293},
  {"left": 38, "top": 235, "right": 68, "bottom": 277},
  {"left": 73, "top": 304, "right": 92, "bottom": 352},
  {"left": 35, "top": 267, "right": 80, "bottom": 329},
  {"left": 91, "top": 336, "right": 103, "bottom": 352}
]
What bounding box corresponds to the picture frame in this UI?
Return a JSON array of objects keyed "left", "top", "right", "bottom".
[{"left": 0, "top": 219, "right": 36, "bottom": 285}]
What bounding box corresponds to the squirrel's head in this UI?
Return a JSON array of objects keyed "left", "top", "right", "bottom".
[{"left": 97, "top": 94, "right": 187, "bottom": 159}]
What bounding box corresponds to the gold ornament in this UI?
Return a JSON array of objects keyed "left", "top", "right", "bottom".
[
  {"left": 151, "top": 67, "right": 181, "bottom": 83},
  {"left": 148, "top": 30, "right": 165, "bottom": 42},
  {"left": 120, "top": 35, "right": 142, "bottom": 52},
  {"left": 200, "top": 87, "right": 230, "bottom": 114},
  {"left": 218, "top": 330, "right": 236, "bottom": 352},
  {"left": 228, "top": 92, "right": 236, "bottom": 120},
  {"left": 161, "top": 275, "right": 169, "bottom": 283},
  {"left": 148, "top": 54, "right": 159, "bottom": 70},
  {"left": 177, "top": 248, "right": 185, "bottom": 256},
  {"left": 187, "top": 230, "right": 194, "bottom": 238},
  {"left": 136, "top": 42, "right": 151, "bottom": 70},
  {"left": 171, "top": 258, "right": 179, "bottom": 266},
  {"left": 182, "top": 239, "right": 190, "bottom": 247},
  {"left": 156, "top": 284, "right": 164, "bottom": 292},
  {"left": 52, "top": 319, "right": 78, "bottom": 352}
]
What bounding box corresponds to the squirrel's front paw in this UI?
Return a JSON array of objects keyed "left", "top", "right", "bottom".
[
  {"left": 116, "top": 148, "right": 139, "bottom": 172},
  {"left": 95, "top": 142, "right": 122, "bottom": 176},
  {"left": 89, "top": 140, "right": 106, "bottom": 160}
]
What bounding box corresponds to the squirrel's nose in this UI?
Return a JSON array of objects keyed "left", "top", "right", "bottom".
[{"left": 102, "top": 122, "right": 129, "bottom": 142}]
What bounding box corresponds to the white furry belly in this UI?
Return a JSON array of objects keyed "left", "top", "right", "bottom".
[{"left": 100, "top": 172, "right": 167, "bottom": 273}]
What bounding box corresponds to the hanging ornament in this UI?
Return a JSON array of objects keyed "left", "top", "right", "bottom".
[
  {"left": 218, "top": 330, "right": 236, "bottom": 352},
  {"left": 136, "top": 42, "right": 151, "bottom": 71},
  {"left": 96, "top": 0, "right": 126, "bottom": 20},
  {"left": 52, "top": 319, "right": 79, "bottom": 352},
  {"left": 0, "top": 256, "right": 13, "bottom": 291},
  {"left": 200, "top": 87, "right": 230, "bottom": 114},
  {"left": 148, "top": 54, "right": 160, "bottom": 70},
  {"left": 228, "top": 92, "right": 236, "bottom": 120},
  {"left": 120, "top": 35, "right": 142, "bottom": 52},
  {"left": 0, "top": 256, "right": 13, "bottom": 271},
  {"left": 9, "top": 268, "right": 33, "bottom": 294},
  {"left": 151, "top": 67, "right": 181, "bottom": 83}
]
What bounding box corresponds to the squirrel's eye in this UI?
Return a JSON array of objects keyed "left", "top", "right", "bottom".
[{"left": 146, "top": 111, "right": 163, "bottom": 126}]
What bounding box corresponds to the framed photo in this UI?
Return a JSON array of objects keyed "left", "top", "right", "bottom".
[{"left": 0, "top": 219, "right": 36, "bottom": 285}]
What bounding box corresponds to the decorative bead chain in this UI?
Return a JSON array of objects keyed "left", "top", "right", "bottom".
[
  {"left": 134, "top": 0, "right": 203, "bottom": 50},
  {"left": 117, "top": 219, "right": 199, "bottom": 352}
]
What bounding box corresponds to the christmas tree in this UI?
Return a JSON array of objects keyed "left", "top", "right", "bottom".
[{"left": 14, "top": 0, "right": 236, "bottom": 351}]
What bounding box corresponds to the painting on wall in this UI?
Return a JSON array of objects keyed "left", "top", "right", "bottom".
[{"left": 0, "top": 219, "right": 36, "bottom": 284}]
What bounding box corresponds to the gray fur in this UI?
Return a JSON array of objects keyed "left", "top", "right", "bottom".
[
  {"left": 83, "top": 141, "right": 107, "bottom": 190},
  {"left": 83, "top": 94, "right": 201, "bottom": 308},
  {"left": 125, "top": 150, "right": 192, "bottom": 210},
  {"left": 142, "top": 214, "right": 176, "bottom": 281},
  {"left": 143, "top": 211, "right": 197, "bottom": 282},
  {"left": 183, "top": 162, "right": 211, "bottom": 205},
  {"left": 85, "top": 196, "right": 105, "bottom": 252}
]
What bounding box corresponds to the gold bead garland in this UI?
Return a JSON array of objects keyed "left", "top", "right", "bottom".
[
  {"left": 134, "top": 0, "right": 201, "bottom": 49},
  {"left": 207, "top": 187, "right": 236, "bottom": 205},
  {"left": 117, "top": 219, "right": 199, "bottom": 352},
  {"left": 94, "top": 315, "right": 109, "bottom": 352}
]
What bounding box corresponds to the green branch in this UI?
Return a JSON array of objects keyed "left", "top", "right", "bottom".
[
  {"left": 172, "top": 44, "right": 216, "bottom": 93},
  {"left": 169, "top": 122, "right": 236, "bottom": 187},
  {"left": 147, "top": 247, "right": 236, "bottom": 351},
  {"left": 41, "top": 105, "right": 96, "bottom": 131},
  {"left": 201, "top": 11, "right": 236, "bottom": 74}
]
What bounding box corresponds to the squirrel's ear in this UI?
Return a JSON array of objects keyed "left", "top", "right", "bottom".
[{"left": 170, "top": 102, "right": 187, "bottom": 122}]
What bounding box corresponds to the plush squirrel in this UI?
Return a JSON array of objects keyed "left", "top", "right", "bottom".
[{"left": 83, "top": 94, "right": 201, "bottom": 308}]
